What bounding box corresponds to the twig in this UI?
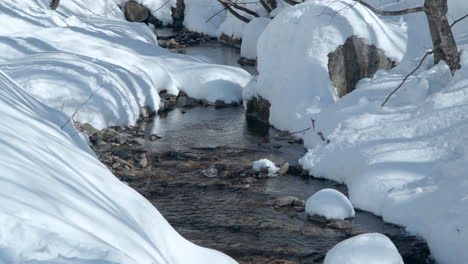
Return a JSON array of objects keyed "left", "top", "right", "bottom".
[
  {"left": 381, "top": 13, "right": 468, "bottom": 106},
  {"left": 352, "top": 0, "right": 424, "bottom": 16},
  {"left": 61, "top": 86, "right": 103, "bottom": 129}
]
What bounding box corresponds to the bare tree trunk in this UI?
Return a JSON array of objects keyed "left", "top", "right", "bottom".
[{"left": 424, "top": 0, "right": 460, "bottom": 73}]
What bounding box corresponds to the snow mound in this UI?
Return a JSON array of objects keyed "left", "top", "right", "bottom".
[
  {"left": 306, "top": 189, "right": 355, "bottom": 220},
  {"left": 0, "top": 70, "right": 236, "bottom": 264},
  {"left": 0, "top": 1, "right": 251, "bottom": 129},
  {"left": 253, "top": 0, "right": 407, "bottom": 133},
  {"left": 241, "top": 17, "right": 271, "bottom": 59},
  {"left": 324, "top": 233, "right": 403, "bottom": 264},
  {"left": 252, "top": 158, "right": 280, "bottom": 176}
]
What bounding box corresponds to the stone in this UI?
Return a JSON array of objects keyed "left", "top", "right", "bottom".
[
  {"left": 201, "top": 167, "right": 218, "bottom": 178},
  {"left": 326, "top": 220, "right": 353, "bottom": 230},
  {"left": 279, "top": 162, "right": 289, "bottom": 175},
  {"left": 79, "top": 123, "right": 99, "bottom": 135},
  {"left": 246, "top": 96, "right": 271, "bottom": 123},
  {"left": 112, "top": 162, "right": 121, "bottom": 169},
  {"left": 328, "top": 36, "right": 395, "bottom": 97},
  {"left": 243, "top": 177, "right": 257, "bottom": 184},
  {"left": 124, "top": 1, "right": 150, "bottom": 22},
  {"left": 273, "top": 196, "right": 305, "bottom": 207},
  {"left": 177, "top": 95, "right": 199, "bottom": 108},
  {"left": 140, "top": 106, "right": 154, "bottom": 119},
  {"left": 237, "top": 57, "right": 257, "bottom": 66},
  {"left": 136, "top": 153, "right": 149, "bottom": 168}
]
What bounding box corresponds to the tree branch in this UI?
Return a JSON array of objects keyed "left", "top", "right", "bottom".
[
  {"left": 218, "top": 0, "right": 260, "bottom": 18},
  {"left": 259, "top": 0, "right": 272, "bottom": 14},
  {"left": 353, "top": 0, "right": 424, "bottom": 16}
]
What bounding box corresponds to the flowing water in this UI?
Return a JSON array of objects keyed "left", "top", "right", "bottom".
[{"left": 123, "top": 29, "right": 433, "bottom": 263}]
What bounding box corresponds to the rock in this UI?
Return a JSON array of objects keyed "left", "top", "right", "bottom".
[
  {"left": 112, "top": 149, "right": 132, "bottom": 160},
  {"left": 306, "top": 189, "right": 355, "bottom": 220},
  {"left": 177, "top": 95, "right": 199, "bottom": 108},
  {"left": 149, "top": 134, "right": 161, "bottom": 141},
  {"left": 243, "top": 177, "right": 257, "bottom": 184},
  {"left": 328, "top": 36, "right": 395, "bottom": 97},
  {"left": 140, "top": 106, "right": 154, "bottom": 120},
  {"left": 112, "top": 162, "right": 121, "bottom": 169},
  {"left": 326, "top": 220, "right": 352, "bottom": 230},
  {"left": 273, "top": 196, "right": 305, "bottom": 207},
  {"left": 219, "top": 34, "right": 241, "bottom": 48},
  {"left": 79, "top": 123, "right": 99, "bottom": 135},
  {"left": 89, "top": 135, "right": 106, "bottom": 146},
  {"left": 124, "top": 1, "right": 150, "bottom": 22},
  {"left": 201, "top": 167, "right": 218, "bottom": 178},
  {"left": 238, "top": 57, "right": 257, "bottom": 66},
  {"left": 246, "top": 96, "right": 271, "bottom": 123},
  {"left": 279, "top": 162, "right": 289, "bottom": 175},
  {"left": 136, "top": 153, "right": 149, "bottom": 168}
]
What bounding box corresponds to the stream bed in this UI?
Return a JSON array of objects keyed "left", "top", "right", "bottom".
[{"left": 88, "top": 32, "right": 433, "bottom": 264}]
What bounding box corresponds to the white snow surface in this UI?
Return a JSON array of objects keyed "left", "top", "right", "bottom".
[
  {"left": 0, "top": 0, "right": 251, "bottom": 129},
  {"left": 249, "top": 0, "right": 468, "bottom": 263},
  {"left": 324, "top": 233, "right": 403, "bottom": 264},
  {"left": 241, "top": 17, "right": 271, "bottom": 59},
  {"left": 0, "top": 70, "right": 237, "bottom": 264},
  {"left": 252, "top": 158, "right": 280, "bottom": 176},
  {"left": 305, "top": 189, "right": 355, "bottom": 220}
]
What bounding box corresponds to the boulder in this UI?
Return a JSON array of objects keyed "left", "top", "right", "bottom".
[
  {"left": 328, "top": 36, "right": 395, "bottom": 97},
  {"left": 124, "top": 1, "right": 150, "bottom": 23},
  {"left": 246, "top": 96, "right": 270, "bottom": 123}
]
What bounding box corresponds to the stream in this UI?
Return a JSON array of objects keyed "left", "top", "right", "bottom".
[{"left": 91, "top": 29, "right": 433, "bottom": 264}]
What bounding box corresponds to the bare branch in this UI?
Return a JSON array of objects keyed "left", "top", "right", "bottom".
[
  {"left": 218, "top": 0, "right": 260, "bottom": 18},
  {"left": 217, "top": 0, "right": 253, "bottom": 23},
  {"left": 382, "top": 13, "right": 468, "bottom": 106},
  {"left": 61, "top": 86, "right": 104, "bottom": 129},
  {"left": 353, "top": 0, "right": 424, "bottom": 16},
  {"left": 283, "top": 0, "right": 300, "bottom": 5},
  {"left": 259, "top": 0, "right": 272, "bottom": 14}
]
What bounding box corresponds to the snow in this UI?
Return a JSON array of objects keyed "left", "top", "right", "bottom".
[
  {"left": 324, "top": 233, "right": 404, "bottom": 264},
  {"left": 252, "top": 158, "right": 280, "bottom": 176},
  {"left": 184, "top": 0, "right": 226, "bottom": 37},
  {"left": 0, "top": 0, "right": 251, "bottom": 129},
  {"left": 241, "top": 17, "right": 271, "bottom": 59},
  {"left": 0, "top": 70, "right": 236, "bottom": 264},
  {"left": 248, "top": 0, "right": 468, "bottom": 263},
  {"left": 305, "top": 189, "right": 355, "bottom": 220}
]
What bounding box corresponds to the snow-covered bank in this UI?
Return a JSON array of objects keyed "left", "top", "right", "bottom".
[
  {"left": 249, "top": 0, "right": 468, "bottom": 263},
  {"left": 0, "top": 0, "right": 251, "bottom": 129},
  {"left": 0, "top": 70, "right": 236, "bottom": 263}
]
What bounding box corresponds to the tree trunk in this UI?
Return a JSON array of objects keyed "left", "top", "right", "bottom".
[{"left": 424, "top": 0, "right": 460, "bottom": 73}]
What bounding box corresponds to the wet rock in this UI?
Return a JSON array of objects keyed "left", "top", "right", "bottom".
[
  {"left": 273, "top": 196, "right": 305, "bottom": 207},
  {"left": 124, "top": 1, "right": 150, "bottom": 22},
  {"left": 140, "top": 106, "right": 154, "bottom": 120},
  {"left": 219, "top": 33, "right": 241, "bottom": 48},
  {"left": 202, "top": 166, "right": 218, "bottom": 178},
  {"left": 135, "top": 153, "right": 149, "bottom": 168},
  {"left": 246, "top": 96, "right": 270, "bottom": 123},
  {"left": 177, "top": 94, "right": 199, "bottom": 108},
  {"left": 89, "top": 135, "right": 106, "bottom": 146},
  {"left": 238, "top": 57, "right": 256, "bottom": 66},
  {"left": 326, "top": 220, "right": 352, "bottom": 230},
  {"left": 243, "top": 177, "right": 257, "bottom": 184},
  {"left": 279, "top": 162, "right": 289, "bottom": 175},
  {"left": 328, "top": 36, "right": 395, "bottom": 97},
  {"left": 112, "top": 149, "right": 132, "bottom": 160},
  {"left": 112, "top": 162, "right": 122, "bottom": 169},
  {"left": 149, "top": 134, "right": 161, "bottom": 141}
]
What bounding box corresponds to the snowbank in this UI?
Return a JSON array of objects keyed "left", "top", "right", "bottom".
[
  {"left": 184, "top": 0, "right": 226, "bottom": 36},
  {"left": 241, "top": 17, "right": 270, "bottom": 59},
  {"left": 251, "top": 0, "right": 468, "bottom": 263},
  {"left": 0, "top": 1, "right": 251, "bottom": 129},
  {"left": 305, "top": 189, "right": 355, "bottom": 220},
  {"left": 324, "top": 233, "right": 403, "bottom": 264},
  {"left": 251, "top": 0, "right": 408, "bottom": 132},
  {"left": 0, "top": 70, "right": 236, "bottom": 264}
]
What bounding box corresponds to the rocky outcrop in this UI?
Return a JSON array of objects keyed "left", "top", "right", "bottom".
[
  {"left": 246, "top": 96, "right": 270, "bottom": 123},
  {"left": 124, "top": 1, "right": 150, "bottom": 22},
  {"left": 328, "top": 36, "right": 395, "bottom": 98},
  {"left": 220, "top": 34, "right": 242, "bottom": 48}
]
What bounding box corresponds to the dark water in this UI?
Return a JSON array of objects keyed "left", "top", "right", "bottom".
[
  {"left": 136, "top": 30, "right": 432, "bottom": 263},
  {"left": 136, "top": 107, "right": 431, "bottom": 264}
]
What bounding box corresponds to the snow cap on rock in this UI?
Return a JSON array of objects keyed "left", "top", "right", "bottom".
[{"left": 306, "top": 188, "right": 355, "bottom": 220}]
